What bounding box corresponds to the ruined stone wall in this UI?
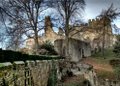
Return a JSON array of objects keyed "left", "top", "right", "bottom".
[
  {"left": 25, "top": 16, "right": 64, "bottom": 51},
  {"left": 54, "top": 38, "right": 91, "bottom": 62},
  {"left": 87, "top": 18, "right": 115, "bottom": 49},
  {"left": 0, "top": 60, "right": 59, "bottom": 86},
  {"left": 69, "top": 18, "right": 116, "bottom": 52}
]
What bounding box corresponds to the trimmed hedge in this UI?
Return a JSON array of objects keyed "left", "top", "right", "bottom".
[{"left": 0, "top": 49, "right": 63, "bottom": 63}]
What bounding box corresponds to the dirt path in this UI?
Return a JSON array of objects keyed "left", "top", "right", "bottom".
[{"left": 82, "top": 57, "right": 113, "bottom": 72}]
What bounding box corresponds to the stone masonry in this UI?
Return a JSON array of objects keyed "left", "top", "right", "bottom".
[{"left": 0, "top": 60, "right": 59, "bottom": 86}]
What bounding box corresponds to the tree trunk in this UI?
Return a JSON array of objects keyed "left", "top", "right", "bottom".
[
  {"left": 102, "top": 25, "right": 105, "bottom": 57},
  {"left": 65, "top": 19, "right": 70, "bottom": 60},
  {"left": 34, "top": 7, "right": 39, "bottom": 54},
  {"left": 34, "top": 31, "right": 39, "bottom": 54}
]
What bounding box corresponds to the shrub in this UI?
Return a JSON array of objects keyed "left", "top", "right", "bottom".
[
  {"left": 2, "top": 78, "right": 9, "bottom": 86},
  {"left": 114, "top": 66, "right": 120, "bottom": 79},
  {"left": 113, "top": 35, "right": 120, "bottom": 58},
  {"left": 109, "top": 59, "right": 120, "bottom": 79},
  {"left": 47, "top": 60, "right": 57, "bottom": 86},
  {"left": 40, "top": 40, "right": 57, "bottom": 55},
  {"left": 109, "top": 59, "right": 120, "bottom": 67},
  {"left": 112, "top": 35, "right": 120, "bottom": 79}
]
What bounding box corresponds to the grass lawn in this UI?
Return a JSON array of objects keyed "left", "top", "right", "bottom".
[
  {"left": 96, "top": 69, "right": 116, "bottom": 80},
  {"left": 91, "top": 48, "right": 116, "bottom": 60}
]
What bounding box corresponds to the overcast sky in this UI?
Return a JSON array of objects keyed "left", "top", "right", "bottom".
[{"left": 84, "top": 0, "right": 120, "bottom": 28}]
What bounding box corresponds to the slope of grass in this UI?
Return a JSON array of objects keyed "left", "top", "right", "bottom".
[
  {"left": 86, "top": 48, "right": 119, "bottom": 79},
  {"left": 91, "top": 48, "right": 116, "bottom": 60},
  {"left": 96, "top": 69, "right": 116, "bottom": 80}
]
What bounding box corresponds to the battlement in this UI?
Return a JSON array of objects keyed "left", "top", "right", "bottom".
[{"left": 88, "top": 17, "right": 111, "bottom": 28}]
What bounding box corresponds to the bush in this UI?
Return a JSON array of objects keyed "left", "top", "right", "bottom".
[
  {"left": 109, "top": 59, "right": 120, "bottom": 67},
  {"left": 113, "top": 35, "right": 120, "bottom": 58},
  {"left": 109, "top": 59, "right": 120, "bottom": 79},
  {"left": 112, "top": 35, "right": 120, "bottom": 79},
  {"left": 47, "top": 60, "right": 57, "bottom": 86},
  {"left": 114, "top": 66, "right": 120, "bottom": 79},
  {"left": 40, "top": 40, "right": 57, "bottom": 55}
]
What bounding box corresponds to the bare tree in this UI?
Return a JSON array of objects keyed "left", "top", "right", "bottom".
[
  {"left": 113, "top": 24, "right": 120, "bottom": 35},
  {"left": 0, "top": 0, "right": 49, "bottom": 52},
  {"left": 53, "top": 0, "right": 85, "bottom": 59},
  {"left": 98, "top": 4, "right": 120, "bottom": 57}
]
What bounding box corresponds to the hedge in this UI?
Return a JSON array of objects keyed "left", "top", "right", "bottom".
[{"left": 0, "top": 49, "right": 63, "bottom": 63}]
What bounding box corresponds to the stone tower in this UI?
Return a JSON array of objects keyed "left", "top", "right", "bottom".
[
  {"left": 44, "top": 16, "right": 54, "bottom": 37},
  {"left": 58, "top": 27, "right": 64, "bottom": 36}
]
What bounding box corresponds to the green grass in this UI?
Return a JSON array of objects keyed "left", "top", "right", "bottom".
[
  {"left": 91, "top": 48, "right": 119, "bottom": 80},
  {"left": 92, "top": 48, "right": 116, "bottom": 60},
  {"left": 96, "top": 70, "right": 116, "bottom": 80},
  {"left": 0, "top": 64, "right": 4, "bottom": 68}
]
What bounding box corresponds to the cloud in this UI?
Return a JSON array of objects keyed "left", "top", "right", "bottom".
[{"left": 84, "top": 0, "right": 120, "bottom": 27}]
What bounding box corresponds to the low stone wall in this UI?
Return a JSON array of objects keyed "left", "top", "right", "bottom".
[
  {"left": 96, "top": 79, "right": 120, "bottom": 86},
  {"left": 0, "top": 60, "right": 59, "bottom": 86}
]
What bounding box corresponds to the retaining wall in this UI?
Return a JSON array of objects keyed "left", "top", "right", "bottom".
[{"left": 0, "top": 60, "right": 60, "bottom": 86}]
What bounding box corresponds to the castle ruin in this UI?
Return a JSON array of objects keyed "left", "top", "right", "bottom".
[{"left": 25, "top": 16, "right": 116, "bottom": 61}]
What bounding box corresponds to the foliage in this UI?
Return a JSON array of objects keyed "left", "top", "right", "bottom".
[
  {"left": 92, "top": 48, "right": 115, "bottom": 59},
  {"left": 109, "top": 59, "right": 120, "bottom": 66},
  {"left": 114, "top": 66, "right": 120, "bottom": 79},
  {"left": 2, "top": 78, "right": 8, "bottom": 86},
  {"left": 109, "top": 59, "right": 120, "bottom": 79},
  {"left": 0, "top": 49, "right": 63, "bottom": 63},
  {"left": 40, "top": 40, "right": 57, "bottom": 55},
  {"left": 111, "top": 35, "right": 120, "bottom": 79},
  {"left": 113, "top": 35, "right": 120, "bottom": 58},
  {"left": 47, "top": 60, "right": 57, "bottom": 86}
]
